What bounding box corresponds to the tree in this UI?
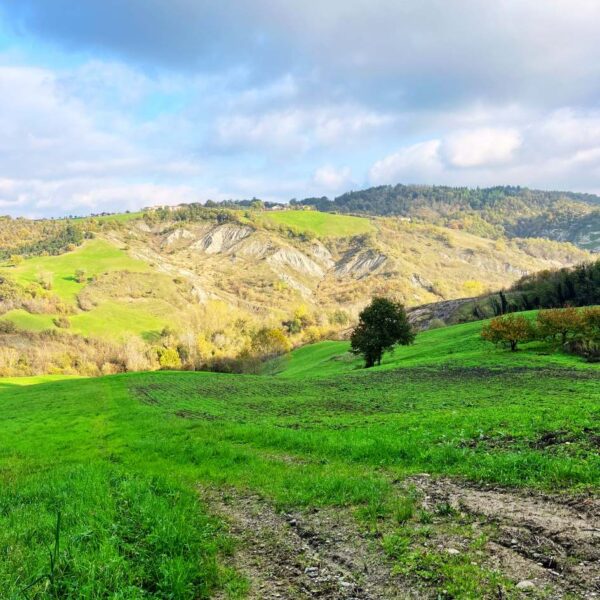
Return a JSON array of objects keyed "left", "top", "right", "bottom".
[
  {"left": 251, "top": 327, "right": 291, "bottom": 358},
  {"left": 536, "top": 307, "right": 583, "bottom": 345},
  {"left": 74, "top": 269, "right": 87, "bottom": 283},
  {"left": 350, "top": 297, "right": 415, "bottom": 368},
  {"left": 481, "top": 314, "right": 535, "bottom": 351},
  {"left": 249, "top": 198, "right": 265, "bottom": 211}
]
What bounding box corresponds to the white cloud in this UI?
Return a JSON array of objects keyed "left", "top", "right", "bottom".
[
  {"left": 442, "top": 128, "right": 522, "bottom": 168},
  {"left": 312, "top": 165, "right": 352, "bottom": 192},
  {"left": 214, "top": 105, "right": 394, "bottom": 154},
  {"left": 369, "top": 141, "right": 442, "bottom": 185}
]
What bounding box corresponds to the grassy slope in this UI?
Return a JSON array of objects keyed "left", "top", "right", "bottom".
[
  {"left": 0, "top": 239, "right": 171, "bottom": 340},
  {"left": 0, "top": 316, "right": 598, "bottom": 596},
  {"left": 277, "top": 313, "right": 595, "bottom": 378},
  {"left": 259, "top": 209, "right": 374, "bottom": 237},
  {"left": 0, "top": 238, "right": 150, "bottom": 302}
]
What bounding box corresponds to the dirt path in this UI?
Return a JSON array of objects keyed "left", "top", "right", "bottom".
[
  {"left": 202, "top": 478, "right": 600, "bottom": 599},
  {"left": 408, "top": 475, "right": 600, "bottom": 598},
  {"left": 202, "top": 486, "right": 417, "bottom": 599}
]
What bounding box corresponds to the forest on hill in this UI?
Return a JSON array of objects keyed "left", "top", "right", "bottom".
[{"left": 295, "top": 184, "right": 600, "bottom": 252}]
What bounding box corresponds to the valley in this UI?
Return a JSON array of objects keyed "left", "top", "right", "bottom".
[{"left": 1, "top": 317, "right": 598, "bottom": 598}]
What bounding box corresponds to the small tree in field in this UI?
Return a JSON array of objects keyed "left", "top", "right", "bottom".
[
  {"left": 536, "top": 307, "right": 583, "bottom": 345},
  {"left": 351, "top": 297, "right": 415, "bottom": 368},
  {"left": 74, "top": 269, "right": 87, "bottom": 284},
  {"left": 481, "top": 314, "right": 535, "bottom": 351}
]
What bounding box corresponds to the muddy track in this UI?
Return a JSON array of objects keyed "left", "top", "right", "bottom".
[
  {"left": 202, "top": 478, "right": 600, "bottom": 599},
  {"left": 202, "top": 486, "right": 417, "bottom": 600},
  {"left": 408, "top": 475, "right": 600, "bottom": 598}
]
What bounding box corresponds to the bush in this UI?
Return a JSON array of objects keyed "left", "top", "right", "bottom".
[
  {"left": 0, "top": 320, "right": 18, "bottom": 334},
  {"left": 74, "top": 269, "right": 87, "bottom": 284},
  {"left": 537, "top": 307, "right": 583, "bottom": 345},
  {"left": 53, "top": 316, "right": 71, "bottom": 329},
  {"left": 481, "top": 314, "right": 535, "bottom": 351},
  {"left": 157, "top": 347, "right": 182, "bottom": 370},
  {"left": 250, "top": 327, "right": 291, "bottom": 359},
  {"left": 428, "top": 318, "right": 446, "bottom": 330}
]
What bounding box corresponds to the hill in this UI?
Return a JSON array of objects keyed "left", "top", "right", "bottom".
[
  {"left": 1, "top": 313, "right": 598, "bottom": 598},
  {"left": 0, "top": 206, "right": 593, "bottom": 376},
  {"left": 296, "top": 184, "right": 600, "bottom": 252}
]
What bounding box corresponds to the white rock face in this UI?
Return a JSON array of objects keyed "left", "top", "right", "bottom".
[
  {"left": 190, "top": 224, "right": 253, "bottom": 254},
  {"left": 164, "top": 228, "right": 195, "bottom": 246},
  {"left": 267, "top": 247, "right": 325, "bottom": 278},
  {"left": 235, "top": 238, "right": 273, "bottom": 259},
  {"left": 308, "top": 241, "right": 334, "bottom": 268},
  {"left": 335, "top": 249, "right": 387, "bottom": 279}
]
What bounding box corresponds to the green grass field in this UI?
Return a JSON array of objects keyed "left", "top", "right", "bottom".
[
  {"left": 260, "top": 209, "right": 374, "bottom": 238},
  {"left": 0, "top": 238, "right": 150, "bottom": 302},
  {"left": 0, "top": 238, "right": 172, "bottom": 341},
  {"left": 0, "top": 317, "right": 598, "bottom": 597},
  {"left": 277, "top": 313, "right": 596, "bottom": 378}
]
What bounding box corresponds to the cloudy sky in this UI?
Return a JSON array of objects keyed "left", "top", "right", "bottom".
[{"left": 1, "top": 1, "right": 600, "bottom": 217}]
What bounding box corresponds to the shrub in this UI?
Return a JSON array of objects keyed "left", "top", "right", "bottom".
[
  {"left": 53, "top": 316, "right": 71, "bottom": 329},
  {"left": 37, "top": 271, "right": 53, "bottom": 290},
  {"left": 250, "top": 327, "right": 291, "bottom": 359},
  {"left": 537, "top": 307, "right": 583, "bottom": 345},
  {"left": 481, "top": 314, "right": 535, "bottom": 351},
  {"left": 74, "top": 269, "right": 87, "bottom": 284},
  {"left": 428, "top": 318, "right": 446, "bottom": 330},
  {"left": 157, "top": 347, "right": 182, "bottom": 370},
  {"left": 0, "top": 320, "right": 18, "bottom": 334}
]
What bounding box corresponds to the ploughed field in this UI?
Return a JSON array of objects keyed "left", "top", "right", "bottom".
[{"left": 1, "top": 318, "right": 599, "bottom": 598}]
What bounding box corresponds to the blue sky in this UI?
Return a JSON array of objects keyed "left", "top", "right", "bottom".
[{"left": 1, "top": 1, "right": 600, "bottom": 217}]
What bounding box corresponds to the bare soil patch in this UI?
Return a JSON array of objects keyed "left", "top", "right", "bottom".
[
  {"left": 408, "top": 475, "right": 600, "bottom": 598},
  {"left": 201, "top": 486, "right": 419, "bottom": 599}
]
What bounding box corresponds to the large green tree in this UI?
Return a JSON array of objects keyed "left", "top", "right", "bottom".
[{"left": 351, "top": 297, "right": 415, "bottom": 367}]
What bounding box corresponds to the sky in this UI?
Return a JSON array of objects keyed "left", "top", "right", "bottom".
[{"left": 1, "top": 1, "right": 600, "bottom": 217}]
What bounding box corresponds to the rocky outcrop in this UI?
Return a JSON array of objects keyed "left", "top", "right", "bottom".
[
  {"left": 335, "top": 248, "right": 387, "bottom": 279},
  {"left": 308, "top": 242, "right": 334, "bottom": 269},
  {"left": 163, "top": 228, "right": 195, "bottom": 246},
  {"left": 410, "top": 273, "right": 436, "bottom": 294},
  {"left": 267, "top": 247, "right": 325, "bottom": 278},
  {"left": 190, "top": 224, "right": 253, "bottom": 254}
]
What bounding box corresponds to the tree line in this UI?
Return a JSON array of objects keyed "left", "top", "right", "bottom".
[{"left": 482, "top": 307, "right": 600, "bottom": 361}]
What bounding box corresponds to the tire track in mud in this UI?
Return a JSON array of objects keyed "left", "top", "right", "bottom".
[
  {"left": 408, "top": 475, "right": 600, "bottom": 598},
  {"left": 201, "top": 478, "right": 600, "bottom": 599},
  {"left": 201, "top": 486, "right": 417, "bottom": 600}
]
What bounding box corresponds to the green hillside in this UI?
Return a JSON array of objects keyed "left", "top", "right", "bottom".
[
  {"left": 260, "top": 209, "right": 374, "bottom": 238},
  {"left": 276, "top": 313, "right": 595, "bottom": 378},
  {"left": 0, "top": 239, "right": 175, "bottom": 341},
  {"left": 1, "top": 314, "right": 598, "bottom": 598},
  {"left": 1, "top": 238, "right": 150, "bottom": 302}
]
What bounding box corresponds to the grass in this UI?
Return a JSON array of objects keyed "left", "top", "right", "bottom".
[
  {"left": 1, "top": 309, "right": 56, "bottom": 332},
  {"left": 0, "top": 238, "right": 171, "bottom": 341},
  {"left": 0, "top": 374, "right": 83, "bottom": 388},
  {"left": 276, "top": 311, "right": 596, "bottom": 378},
  {"left": 3, "top": 302, "right": 170, "bottom": 341},
  {"left": 0, "top": 314, "right": 598, "bottom": 597},
  {"left": 0, "top": 238, "right": 150, "bottom": 302},
  {"left": 259, "top": 209, "right": 374, "bottom": 238},
  {"left": 81, "top": 211, "right": 144, "bottom": 223},
  {"left": 69, "top": 300, "right": 168, "bottom": 341}
]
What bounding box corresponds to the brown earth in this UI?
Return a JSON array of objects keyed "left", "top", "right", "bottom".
[{"left": 203, "top": 476, "right": 600, "bottom": 599}]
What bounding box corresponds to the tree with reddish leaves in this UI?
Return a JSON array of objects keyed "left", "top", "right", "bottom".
[{"left": 481, "top": 314, "right": 535, "bottom": 351}]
